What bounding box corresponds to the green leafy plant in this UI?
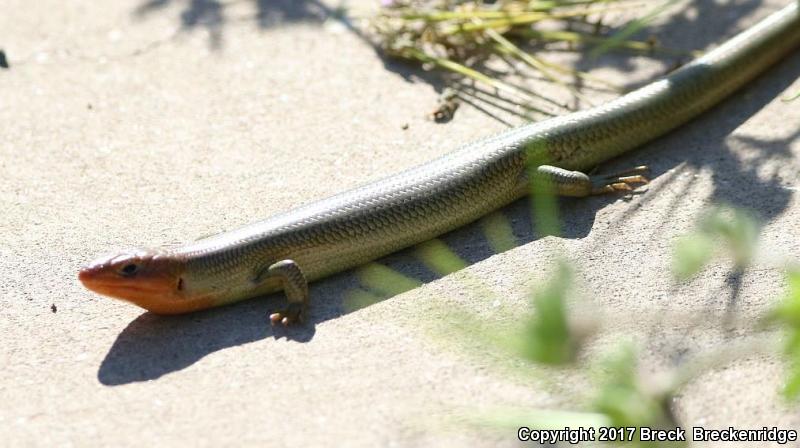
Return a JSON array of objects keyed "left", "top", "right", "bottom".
[
  {"left": 520, "top": 261, "right": 579, "bottom": 365},
  {"left": 767, "top": 269, "right": 800, "bottom": 399},
  {"left": 591, "top": 346, "right": 682, "bottom": 446},
  {"left": 444, "top": 201, "right": 800, "bottom": 444},
  {"left": 783, "top": 89, "right": 800, "bottom": 102},
  {"left": 672, "top": 204, "right": 759, "bottom": 280}
]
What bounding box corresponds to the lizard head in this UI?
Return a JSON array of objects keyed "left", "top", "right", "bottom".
[{"left": 79, "top": 249, "right": 210, "bottom": 314}]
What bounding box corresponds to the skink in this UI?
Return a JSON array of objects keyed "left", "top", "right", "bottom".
[{"left": 79, "top": 3, "right": 800, "bottom": 324}]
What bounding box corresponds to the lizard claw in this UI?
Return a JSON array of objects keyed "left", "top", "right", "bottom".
[
  {"left": 269, "top": 303, "right": 305, "bottom": 326},
  {"left": 590, "top": 166, "right": 650, "bottom": 195}
]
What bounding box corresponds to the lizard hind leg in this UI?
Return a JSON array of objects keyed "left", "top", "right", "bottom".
[{"left": 531, "top": 165, "right": 649, "bottom": 197}]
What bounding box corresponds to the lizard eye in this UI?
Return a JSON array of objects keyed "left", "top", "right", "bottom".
[{"left": 119, "top": 263, "right": 139, "bottom": 277}]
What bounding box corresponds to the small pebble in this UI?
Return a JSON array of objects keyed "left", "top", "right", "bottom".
[{"left": 51, "top": 304, "right": 57, "bottom": 313}]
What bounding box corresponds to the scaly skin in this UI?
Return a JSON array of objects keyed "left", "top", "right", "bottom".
[{"left": 79, "top": 3, "right": 800, "bottom": 322}]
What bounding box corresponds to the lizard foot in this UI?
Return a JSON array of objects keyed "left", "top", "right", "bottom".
[
  {"left": 590, "top": 165, "right": 650, "bottom": 195},
  {"left": 269, "top": 302, "right": 306, "bottom": 326}
]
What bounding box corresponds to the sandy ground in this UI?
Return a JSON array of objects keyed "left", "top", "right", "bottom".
[{"left": 2, "top": 0, "right": 799, "bottom": 446}]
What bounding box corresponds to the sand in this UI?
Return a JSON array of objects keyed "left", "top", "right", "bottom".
[{"left": 1, "top": 0, "right": 799, "bottom": 446}]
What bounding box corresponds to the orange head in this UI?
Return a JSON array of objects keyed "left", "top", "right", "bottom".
[{"left": 78, "top": 249, "right": 210, "bottom": 314}]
